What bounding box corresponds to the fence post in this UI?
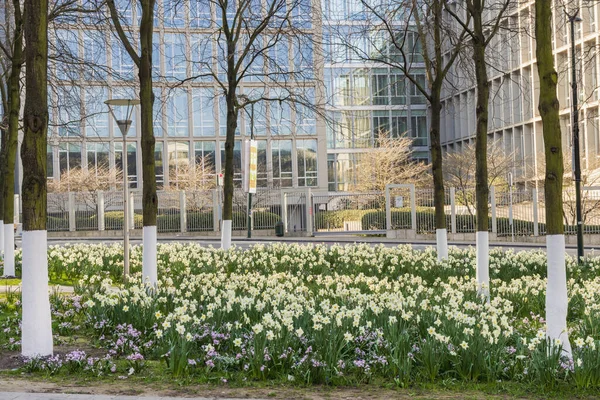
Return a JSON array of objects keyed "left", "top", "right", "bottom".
[
  {"left": 129, "top": 192, "right": 135, "bottom": 229},
  {"left": 98, "top": 191, "right": 105, "bottom": 231},
  {"left": 450, "top": 187, "right": 457, "bottom": 234},
  {"left": 305, "top": 188, "right": 313, "bottom": 236},
  {"left": 410, "top": 184, "right": 417, "bottom": 231},
  {"left": 385, "top": 185, "right": 391, "bottom": 231},
  {"left": 282, "top": 191, "right": 288, "bottom": 233},
  {"left": 212, "top": 189, "right": 220, "bottom": 232},
  {"left": 180, "top": 190, "right": 187, "bottom": 233},
  {"left": 68, "top": 192, "right": 76, "bottom": 232},
  {"left": 490, "top": 186, "right": 497, "bottom": 234},
  {"left": 13, "top": 194, "right": 19, "bottom": 224},
  {"left": 532, "top": 187, "right": 539, "bottom": 236}
]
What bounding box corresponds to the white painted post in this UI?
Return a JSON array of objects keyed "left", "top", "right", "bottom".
[
  {"left": 212, "top": 189, "right": 220, "bottom": 232},
  {"left": 490, "top": 186, "right": 497, "bottom": 234},
  {"left": 98, "top": 191, "right": 105, "bottom": 231},
  {"left": 129, "top": 192, "right": 135, "bottom": 229},
  {"left": 532, "top": 187, "right": 539, "bottom": 236},
  {"left": 68, "top": 192, "right": 76, "bottom": 232},
  {"left": 13, "top": 194, "right": 19, "bottom": 224},
  {"left": 410, "top": 184, "right": 417, "bottom": 231},
  {"left": 450, "top": 187, "right": 457, "bottom": 234},
  {"left": 282, "top": 192, "right": 288, "bottom": 233},
  {"left": 180, "top": 190, "right": 187, "bottom": 233},
  {"left": 385, "top": 185, "right": 392, "bottom": 231},
  {"left": 306, "top": 188, "right": 313, "bottom": 236}
]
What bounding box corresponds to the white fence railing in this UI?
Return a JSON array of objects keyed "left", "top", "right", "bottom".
[{"left": 10, "top": 185, "right": 600, "bottom": 237}]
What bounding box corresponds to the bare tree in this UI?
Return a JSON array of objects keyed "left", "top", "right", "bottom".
[
  {"left": 445, "top": 0, "right": 513, "bottom": 297},
  {"left": 105, "top": 0, "right": 159, "bottom": 284},
  {"left": 535, "top": 0, "right": 571, "bottom": 355},
  {"left": 444, "top": 140, "right": 517, "bottom": 216},
  {"left": 21, "top": 0, "right": 54, "bottom": 357},
  {"left": 0, "top": 0, "right": 23, "bottom": 277},
  {"left": 351, "top": 135, "right": 429, "bottom": 193},
  {"left": 328, "top": 0, "right": 469, "bottom": 258},
  {"left": 176, "top": 0, "right": 319, "bottom": 248}
]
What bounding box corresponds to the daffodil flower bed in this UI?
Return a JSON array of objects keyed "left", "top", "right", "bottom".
[{"left": 4, "top": 243, "right": 600, "bottom": 389}]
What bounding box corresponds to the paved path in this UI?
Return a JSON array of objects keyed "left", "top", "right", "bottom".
[{"left": 0, "top": 394, "right": 264, "bottom": 400}]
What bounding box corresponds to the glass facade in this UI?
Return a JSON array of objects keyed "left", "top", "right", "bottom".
[{"left": 45, "top": 0, "right": 431, "bottom": 192}]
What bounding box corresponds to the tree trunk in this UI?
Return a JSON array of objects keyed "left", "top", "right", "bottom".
[
  {"left": 139, "top": 0, "right": 158, "bottom": 286},
  {"left": 21, "top": 0, "right": 53, "bottom": 356},
  {"left": 221, "top": 38, "right": 237, "bottom": 250},
  {"left": 0, "top": 127, "right": 6, "bottom": 257},
  {"left": 472, "top": 7, "right": 490, "bottom": 298},
  {"left": 430, "top": 90, "right": 447, "bottom": 259},
  {"left": 535, "top": 0, "right": 571, "bottom": 356},
  {"left": 2, "top": 2, "right": 23, "bottom": 277}
]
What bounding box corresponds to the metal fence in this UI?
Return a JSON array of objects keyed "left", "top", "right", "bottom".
[{"left": 14, "top": 184, "right": 600, "bottom": 239}]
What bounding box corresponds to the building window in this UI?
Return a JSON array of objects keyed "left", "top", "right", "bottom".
[
  {"left": 112, "top": 41, "right": 134, "bottom": 80},
  {"left": 372, "top": 69, "right": 390, "bottom": 105},
  {"left": 390, "top": 72, "right": 406, "bottom": 105},
  {"left": 295, "top": 88, "right": 316, "bottom": 135},
  {"left": 257, "top": 140, "right": 268, "bottom": 188},
  {"left": 190, "top": 34, "right": 213, "bottom": 80},
  {"left": 293, "top": 35, "right": 313, "bottom": 79},
  {"left": 84, "top": 87, "right": 109, "bottom": 137},
  {"left": 166, "top": 88, "right": 189, "bottom": 137},
  {"left": 155, "top": 142, "right": 164, "bottom": 189},
  {"left": 167, "top": 141, "right": 190, "bottom": 188},
  {"left": 115, "top": 142, "right": 137, "bottom": 188},
  {"left": 47, "top": 145, "right": 54, "bottom": 180},
  {"left": 192, "top": 88, "right": 215, "bottom": 137},
  {"left": 55, "top": 29, "right": 79, "bottom": 81},
  {"left": 353, "top": 111, "right": 372, "bottom": 148},
  {"left": 59, "top": 143, "right": 82, "bottom": 175},
  {"left": 391, "top": 111, "right": 408, "bottom": 138},
  {"left": 297, "top": 139, "right": 317, "bottom": 187},
  {"left": 194, "top": 141, "right": 216, "bottom": 171},
  {"left": 272, "top": 140, "right": 293, "bottom": 187},
  {"left": 86, "top": 142, "right": 110, "bottom": 173},
  {"left": 244, "top": 88, "right": 267, "bottom": 137},
  {"left": 219, "top": 96, "right": 241, "bottom": 137},
  {"left": 373, "top": 110, "right": 390, "bottom": 140},
  {"left": 163, "top": 0, "right": 185, "bottom": 27},
  {"left": 164, "top": 33, "right": 187, "bottom": 81},
  {"left": 190, "top": 0, "right": 211, "bottom": 28},
  {"left": 270, "top": 89, "right": 292, "bottom": 135},
  {"left": 83, "top": 30, "right": 107, "bottom": 80},
  {"left": 220, "top": 140, "right": 242, "bottom": 187},
  {"left": 57, "top": 86, "right": 81, "bottom": 137},
  {"left": 410, "top": 114, "right": 428, "bottom": 146},
  {"left": 267, "top": 36, "right": 289, "bottom": 77}
]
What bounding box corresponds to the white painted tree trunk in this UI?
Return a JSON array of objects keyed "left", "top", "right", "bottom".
[
  {"left": 221, "top": 220, "right": 232, "bottom": 250},
  {"left": 21, "top": 230, "right": 53, "bottom": 357},
  {"left": 3, "top": 224, "right": 15, "bottom": 277},
  {"left": 476, "top": 231, "right": 490, "bottom": 299},
  {"left": 436, "top": 228, "right": 448, "bottom": 260},
  {"left": 142, "top": 225, "right": 157, "bottom": 286},
  {"left": 0, "top": 220, "right": 4, "bottom": 255},
  {"left": 546, "top": 234, "right": 572, "bottom": 356}
]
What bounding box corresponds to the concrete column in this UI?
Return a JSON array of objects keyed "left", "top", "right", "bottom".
[
  {"left": 129, "top": 192, "right": 135, "bottom": 229},
  {"left": 385, "top": 185, "right": 391, "bottom": 232},
  {"left": 282, "top": 192, "right": 288, "bottom": 233},
  {"left": 532, "top": 187, "right": 539, "bottom": 236},
  {"left": 490, "top": 186, "right": 497, "bottom": 234},
  {"left": 13, "top": 194, "right": 19, "bottom": 224},
  {"left": 450, "top": 187, "right": 457, "bottom": 234},
  {"left": 68, "top": 193, "right": 76, "bottom": 232},
  {"left": 180, "top": 190, "right": 187, "bottom": 233},
  {"left": 98, "top": 191, "right": 105, "bottom": 231},
  {"left": 212, "top": 189, "right": 220, "bottom": 232},
  {"left": 305, "top": 188, "right": 313, "bottom": 235},
  {"left": 410, "top": 184, "right": 416, "bottom": 231}
]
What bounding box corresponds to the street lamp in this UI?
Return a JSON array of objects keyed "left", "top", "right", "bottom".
[
  {"left": 105, "top": 99, "right": 140, "bottom": 279},
  {"left": 568, "top": 12, "right": 584, "bottom": 262}
]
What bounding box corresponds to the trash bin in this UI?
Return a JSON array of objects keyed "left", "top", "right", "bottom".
[{"left": 275, "top": 221, "right": 284, "bottom": 237}]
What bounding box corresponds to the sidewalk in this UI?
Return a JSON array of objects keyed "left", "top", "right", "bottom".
[{"left": 0, "top": 393, "right": 265, "bottom": 400}]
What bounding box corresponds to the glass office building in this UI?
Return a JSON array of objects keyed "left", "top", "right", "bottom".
[{"left": 33, "top": 0, "right": 429, "bottom": 193}]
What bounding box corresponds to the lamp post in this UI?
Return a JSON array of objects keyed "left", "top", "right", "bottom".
[
  {"left": 568, "top": 12, "right": 584, "bottom": 262},
  {"left": 105, "top": 99, "right": 140, "bottom": 279},
  {"left": 247, "top": 102, "right": 255, "bottom": 239}
]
